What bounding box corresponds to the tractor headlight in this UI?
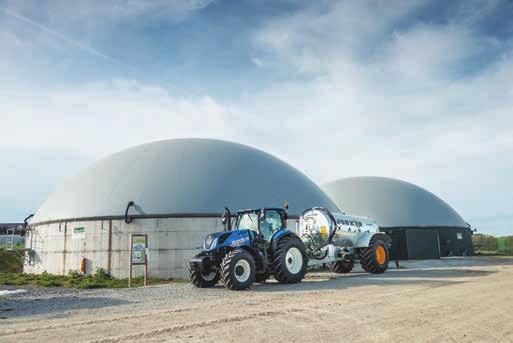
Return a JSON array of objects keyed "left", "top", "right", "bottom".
[{"left": 204, "top": 234, "right": 217, "bottom": 250}]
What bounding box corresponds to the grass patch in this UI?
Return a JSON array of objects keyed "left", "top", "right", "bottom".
[
  {"left": 0, "top": 268, "right": 177, "bottom": 289},
  {"left": 0, "top": 243, "right": 24, "bottom": 249},
  {"left": 0, "top": 248, "right": 23, "bottom": 273}
]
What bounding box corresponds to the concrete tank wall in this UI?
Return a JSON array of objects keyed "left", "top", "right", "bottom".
[
  {"left": 24, "top": 217, "right": 300, "bottom": 279},
  {"left": 25, "top": 217, "right": 222, "bottom": 279}
]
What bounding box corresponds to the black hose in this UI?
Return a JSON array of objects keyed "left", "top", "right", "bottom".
[
  {"left": 24, "top": 214, "right": 34, "bottom": 228},
  {"left": 125, "top": 201, "right": 135, "bottom": 224},
  {"left": 301, "top": 233, "right": 329, "bottom": 260}
]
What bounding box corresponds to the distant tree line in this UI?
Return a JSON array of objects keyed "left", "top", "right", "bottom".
[{"left": 473, "top": 234, "right": 513, "bottom": 255}]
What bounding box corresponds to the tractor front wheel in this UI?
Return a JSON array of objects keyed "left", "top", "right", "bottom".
[
  {"left": 190, "top": 269, "right": 220, "bottom": 288},
  {"left": 359, "top": 236, "right": 389, "bottom": 274},
  {"left": 273, "top": 236, "right": 308, "bottom": 284},
  {"left": 328, "top": 258, "right": 354, "bottom": 274},
  {"left": 221, "top": 250, "right": 256, "bottom": 290}
]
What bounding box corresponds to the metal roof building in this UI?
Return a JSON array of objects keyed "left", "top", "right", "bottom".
[
  {"left": 323, "top": 177, "right": 473, "bottom": 259},
  {"left": 26, "top": 138, "right": 337, "bottom": 278}
]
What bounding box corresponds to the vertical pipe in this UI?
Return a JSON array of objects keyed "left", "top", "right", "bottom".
[
  {"left": 62, "top": 222, "right": 68, "bottom": 275},
  {"left": 29, "top": 226, "right": 33, "bottom": 265},
  {"left": 144, "top": 234, "right": 148, "bottom": 286},
  {"left": 128, "top": 234, "right": 133, "bottom": 287},
  {"left": 107, "top": 220, "right": 112, "bottom": 275}
]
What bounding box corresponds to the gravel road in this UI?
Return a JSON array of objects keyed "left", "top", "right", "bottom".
[{"left": 1, "top": 257, "right": 513, "bottom": 342}]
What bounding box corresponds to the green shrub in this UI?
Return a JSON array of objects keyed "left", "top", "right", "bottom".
[{"left": 0, "top": 248, "right": 23, "bottom": 273}]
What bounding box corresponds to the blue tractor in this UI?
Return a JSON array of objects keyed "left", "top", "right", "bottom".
[{"left": 189, "top": 206, "right": 308, "bottom": 290}]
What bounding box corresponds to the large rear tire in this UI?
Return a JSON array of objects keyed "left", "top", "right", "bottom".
[
  {"left": 273, "top": 236, "right": 308, "bottom": 284},
  {"left": 190, "top": 269, "right": 220, "bottom": 288},
  {"left": 328, "top": 258, "right": 354, "bottom": 274},
  {"left": 359, "top": 236, "right": 389, "bottom": 274},
  {"left": 221, "top": 250, "right": 256, "bottom": 290}
]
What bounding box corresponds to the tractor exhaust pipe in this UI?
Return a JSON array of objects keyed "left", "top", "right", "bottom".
[{"left": 222, "top": 207, "right": 232, "bottom": 231}]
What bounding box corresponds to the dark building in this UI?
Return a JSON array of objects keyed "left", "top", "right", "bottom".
[
  {"left": 323, "top": 177, "right": 473, "bottom": 260},
  {"left": 0, "top": 223, "right": 23, "bottom": 235}
]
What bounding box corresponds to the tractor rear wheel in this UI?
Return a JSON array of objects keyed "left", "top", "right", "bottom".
[
  {"left": 190, "top": 269, "right": 220, "bottom": 288},
  {"left": 328, "top": 258, "right": 354, "bottom": 274},
  {"left": 273, "top": 236, "right": 308, "bottom": 284},
  {"left": 221, "top": 250, "right": 256, "bottom": 290},
  {"left": 359, "top": 236, "right": 389, "bottom": 274}
]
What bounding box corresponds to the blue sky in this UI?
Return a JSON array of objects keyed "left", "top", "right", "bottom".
[{"left": 1, "top": 0, "right": 513, "bottom": 235}]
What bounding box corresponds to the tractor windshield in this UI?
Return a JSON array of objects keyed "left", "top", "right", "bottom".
[
  {"left": 261, "top": 210, "right": 283, "bottom": 241},
  {"left": 236, "top": 213, "right": 259, "bottom": 233}
]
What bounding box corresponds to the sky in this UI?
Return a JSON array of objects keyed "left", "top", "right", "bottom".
[{"left": 0, "top": 0, "right": 512, "bottom": 235}]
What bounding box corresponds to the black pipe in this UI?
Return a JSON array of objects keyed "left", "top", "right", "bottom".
[
  {"left": 125, "top": 201, "right": 135, "bottom": 224},
  {"left": 24, "top": 214, "right": 34, "bottom": 228},
  {"left": 222, "top": 207, "right": 232, "bottom": 231}
]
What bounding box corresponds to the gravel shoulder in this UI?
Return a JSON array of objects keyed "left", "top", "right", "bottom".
[{"left": 1, "top": 257, "right": 513, "bottom": 342}]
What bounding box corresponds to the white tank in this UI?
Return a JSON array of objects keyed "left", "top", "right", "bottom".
[{"left": 299, "top": 207, "right": 379, "bottom": 251}]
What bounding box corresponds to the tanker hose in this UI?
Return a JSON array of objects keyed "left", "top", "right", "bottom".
[{"left": 301, "top": 233, "right": 329, "bottom": 260}]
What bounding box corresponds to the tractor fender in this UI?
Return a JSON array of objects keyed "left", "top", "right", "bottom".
[{"left": 270, "top": 229, "right": 300, "bottom": 252}]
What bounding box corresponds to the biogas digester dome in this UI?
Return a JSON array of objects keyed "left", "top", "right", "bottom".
[
  {"left": 322, "top": 177, "right": 473, "bottom": 259},
  {"left": 26, "top": 139, "right": 337, "bottom": 278}
]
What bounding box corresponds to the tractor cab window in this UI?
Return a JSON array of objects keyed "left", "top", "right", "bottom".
[
  {"left": 260, "top": 210, "right": 283, "bottom": 241},
  {"left": 236, "top": 213, "right": 259, "bottom": 235}
]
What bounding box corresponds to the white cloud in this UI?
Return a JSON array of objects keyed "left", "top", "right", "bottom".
[
  {"left": 2, "top": 1, "right": 215, "bottom": 23},
  {"left": 0, "top": 79, "right": 243, "bottom": 157},
  {"left": 252, "top": 57, "right": 263, "bottom": 67},
  {"left": 250, "top": 1, "right": 513, "bottom": 235}
]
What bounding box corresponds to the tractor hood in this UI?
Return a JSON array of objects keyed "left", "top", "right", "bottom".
[{"left": 203, "top": 231, "right": 229, "bottom": 250}]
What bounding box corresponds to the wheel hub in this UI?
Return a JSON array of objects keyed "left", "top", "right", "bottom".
[
  {"left": 285, "top": 247, "right": 303, "bottom": 274},
  {"left": 201, "top": 271, "right": 217, "bottom": 281},
  {"left": 375, "top": 245, "right": 386, "bottom": 265},
  {"left": 234, "top": 259, "right": 251, "bottom": 282}
]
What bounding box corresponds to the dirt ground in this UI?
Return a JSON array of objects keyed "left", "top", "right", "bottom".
[{"left": 1, "top": 257, "right": 513, "bottom": 343}]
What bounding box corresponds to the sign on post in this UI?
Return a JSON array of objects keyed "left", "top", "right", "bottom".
[{"left": 129, "top": 234, "right": 148, "bottom": 287}]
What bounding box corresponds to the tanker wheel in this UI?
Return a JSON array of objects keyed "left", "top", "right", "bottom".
[
  {"left": 190, "top": 268, "right": 220, "bottom": 288},
  {"left": 273, "top": 236, "right": 308, "bottom": 284},
  {"left": 221, "top": 250, "right": 256, "bottom": 290},
  {"left": 359, "top": 236, "right": 389, "bottom": 274},
  {"left": 328, "top": 258, "right": 354, "bottom": 274}
]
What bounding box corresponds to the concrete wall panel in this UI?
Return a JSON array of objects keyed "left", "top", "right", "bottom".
[{"left": 25, "top": 217, "right": 221, "bottom": 279}]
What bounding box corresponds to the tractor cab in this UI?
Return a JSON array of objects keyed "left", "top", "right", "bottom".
[{"left": 232, "top": 208, "right": 288, "bottom": 243}]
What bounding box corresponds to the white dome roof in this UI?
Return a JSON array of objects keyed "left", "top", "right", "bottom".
[
  {"left": 323, "top": 177, "right": 468, "bottom": 228},
  {"left": 32, "top": 139, "right": 338, "bottom": 223}
]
